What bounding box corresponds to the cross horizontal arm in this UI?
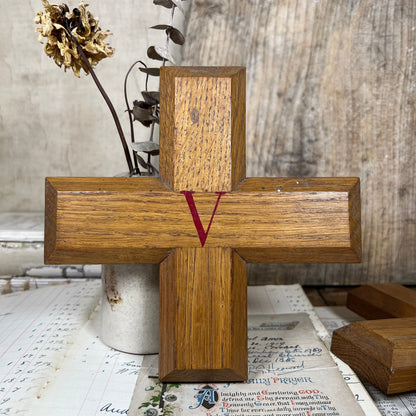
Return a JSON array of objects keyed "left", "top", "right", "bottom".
[{"left": 45, "top": 176, "right": 361, "bottom": 264}]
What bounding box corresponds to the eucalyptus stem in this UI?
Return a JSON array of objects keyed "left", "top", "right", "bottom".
[
  {"left": 124, "top": 60, "right": 148, "bottom": 173},
  {"left": 66, "top": 27, "right": 134, "bottom": 174},
  {"left": 162, "top": 5, "right": 176, "bottom": 68}
]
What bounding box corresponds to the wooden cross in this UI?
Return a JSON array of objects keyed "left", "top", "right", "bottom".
[{"left": 45, "top": 66, "right": 361, "bottom": 382}]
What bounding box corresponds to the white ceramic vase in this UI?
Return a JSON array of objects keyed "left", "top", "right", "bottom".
[{"left": 100, "top": 264, "right": 159, "bottom": 354}]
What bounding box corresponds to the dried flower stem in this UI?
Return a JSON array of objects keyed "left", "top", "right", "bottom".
[{"left": 65, "top": 27, "right": 134, "bottom": 174}]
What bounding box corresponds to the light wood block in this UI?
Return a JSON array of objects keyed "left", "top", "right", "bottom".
[
  {"left": 347, "top": 283, "right": 416, "bottom": 319},
  {"left": 331, "top": 317, "right": 416, "bottom": 394}
]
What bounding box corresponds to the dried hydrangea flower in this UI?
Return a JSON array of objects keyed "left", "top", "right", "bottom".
[{"left": 34, "top": 0, "right": 114, "bottom": 77}]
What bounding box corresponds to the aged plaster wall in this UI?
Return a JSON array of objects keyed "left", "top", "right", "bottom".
[{"left": 0, "top": 0, "right": 186, "bottom": 212}]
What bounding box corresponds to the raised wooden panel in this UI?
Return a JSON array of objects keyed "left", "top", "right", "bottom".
[{"left": 160, "top": 66, "right": 246, "bottom": 192}]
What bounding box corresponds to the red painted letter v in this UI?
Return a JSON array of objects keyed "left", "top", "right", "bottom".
[{"left": 181, "top": 191, "right": 226, "bottom": 247}]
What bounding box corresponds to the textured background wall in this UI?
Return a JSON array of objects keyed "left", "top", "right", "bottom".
[
  {"left": 182, "top": 0, "right": 415, "bottom": 285},
  {"left": 0, "top": 0, "right": 186, "bottom": 212}
]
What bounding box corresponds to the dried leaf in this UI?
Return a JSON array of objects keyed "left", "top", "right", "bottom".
[
  {"left": 150, "top": 25, "right": 185, "bottom": 45},
  {"left": 153, "top": 0, "right": 174, "bottom": 8},
  {"left": 132, "top": 102, "right": 157, "bottom": 126},
  {"left": 147, "top": 45, "right": 176, "bottom": 64},
  {"left": 133, "top": 99, "right": 152, "bottom": 109},
  {"left": 147, "top": 163, "right": 159, "bottom": 175},
  {"left": 139, "top": 67, "right": 160, "bottom": 76},
  {"left": 136, "top": 154, "right": 150, "bottom": 169},
  {"left": 130, "top": 141, "right": 160, "bottom": 155},
  {"left": 142, "top": 91, "right": 160, "bottom": 105}
]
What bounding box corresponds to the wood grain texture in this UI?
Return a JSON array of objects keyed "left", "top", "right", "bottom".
[
  {"left": 183, "top": 0, "right": 416, "bottom": 284},
  {"left": 347, "top": 284, "right": 416, "bottom": 319},
  {"left": 44, "top": 177, "right": 361, "bottom": 264},
  {"left": 159, "top": 247, "right": 247, "bottom": 382},
  {"left": 160, "top": 66, "right": 246, "bottom": 192},
  {"left": 331, "top": 317, "right": 416, "bottom": 394}
]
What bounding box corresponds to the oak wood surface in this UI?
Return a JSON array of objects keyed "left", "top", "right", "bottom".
[
  {"left": 44, "top": 176, "right": 361, "bottom": 264},
  {"left": 331, "top": 317, "right": 416, "bottom": 394},
  {"left": 347, "top": 284, "right": 416, "bottom": 319},
  {"left": 160, "top": 66, "right": 246, "bottom": 192},
  {"left": 183, "top": 0, "right": 416, "bottom": 285},
  {"left": 159, "top": 247, "right": 247, "bottom": 382}
]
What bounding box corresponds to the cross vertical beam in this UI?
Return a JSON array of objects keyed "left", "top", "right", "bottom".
[{"left": 158, "top": 67, "right": 248, "bottom": 381}]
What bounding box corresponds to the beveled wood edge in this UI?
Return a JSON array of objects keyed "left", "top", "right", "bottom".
[
  {"left": 348, "top": 178, "right": 362, "bottom": 263},
  {"left": 160, "top": 66, "right": 246, "bottom": 78},
  {"left": 45, "top": 176, "right": 361, "bottom": 193},
  {"left": 236, "top": 247, "right": 362, "bottom": 264},
  {"left": 44, "top": 176, "right": 171, "bottom": 192},
  {"left": 159, "top": 368, "right": 247, "bottom": 383},
  {"left": 234, "top": 177, "right": 361, "bottom": 193},
  {"left": 231, "top": 250, "right": 248, "bottom": 376},
  {"left": 159, "top": 250, "right": 177, "bottom": 380},
  {"left": 44, "top": 178, "right": 57, "bottom": 263},
  {"left": 44, "top": 248, "right": 173, "bottom": 265},
  {"left": 231, "top": 67, "right": 246, "bottom": 190}
]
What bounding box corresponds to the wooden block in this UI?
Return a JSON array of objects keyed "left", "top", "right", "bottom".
[
  {"left": 347, "top": 284, "right": 416, "bottom": 319},
  {"left": 159, "top": 247, "right": 247, "bottom": 382},
  {"left": 331, "top": 317, "right": 416, "bottom": 394},
  {"left": 160, "top": 66, "right": 246, "bottom": 192}
]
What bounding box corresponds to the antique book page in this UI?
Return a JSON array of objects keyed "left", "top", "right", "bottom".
[
  {"left": 129, "top": 313, "right": 368, "bottom": 416},
  {"left": 0, "top": 283, "right": 382, "bottom": 415}
]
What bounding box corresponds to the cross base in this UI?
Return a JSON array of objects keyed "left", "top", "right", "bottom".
[{"left": 159, "top": 247, "right": 247, "bottom": 382}]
